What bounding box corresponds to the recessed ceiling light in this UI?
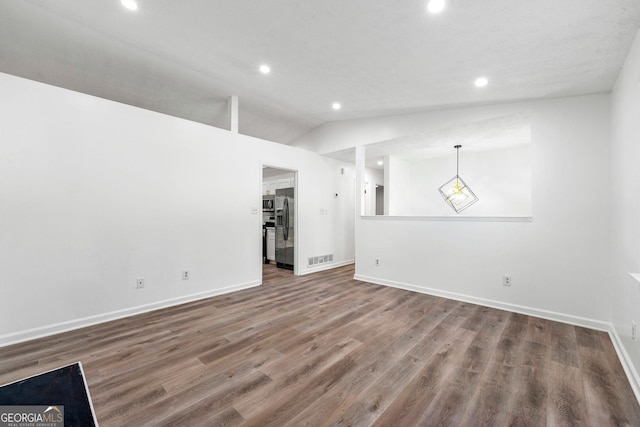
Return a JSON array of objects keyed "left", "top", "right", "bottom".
[
  {"left": 427, "top": 0, "right": 445, "bottom": 14},
  {"left": 332, "top": 102, "right": 341, "bottom": 110},
  {"left": 474, "top": 77, "right": 489, "bottom": 88},
  {"left": 377, "top": 160, "right": 384, "bottom": 166},
  {"left": 121, "top": 0, "right": 138, "bottom": 11},
  {"left": 259, "top": 65, "right": 271, "bottom": 74}
]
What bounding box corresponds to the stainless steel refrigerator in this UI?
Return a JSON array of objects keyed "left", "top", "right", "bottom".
[{"left": 275, "top": 187, "right": 294, "bottom": 270}]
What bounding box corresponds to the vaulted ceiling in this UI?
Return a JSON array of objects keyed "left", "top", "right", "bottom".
[{"left": 1, "top": 1, "right": 639, "bottom": 145}]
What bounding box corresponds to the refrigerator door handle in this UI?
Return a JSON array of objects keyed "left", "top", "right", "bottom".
[{"left": 283, "top": 197, "right": 289, "bottom": 241}]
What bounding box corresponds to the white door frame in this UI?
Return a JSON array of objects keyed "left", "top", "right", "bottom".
[{"left": 260, "top": 164, "right": 299, "bottom": 276}]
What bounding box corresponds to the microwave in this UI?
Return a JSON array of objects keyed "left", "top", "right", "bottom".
[{"left": 262, "top": 195, "right": 275, "bottom": 211}]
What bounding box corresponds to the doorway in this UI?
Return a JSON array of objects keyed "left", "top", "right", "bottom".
[
  {"left": 261, "top": 165, "right": 297, "bottom": 277},
  {"left": 375, "top": 185, "right": 384, "bottom": 215}
]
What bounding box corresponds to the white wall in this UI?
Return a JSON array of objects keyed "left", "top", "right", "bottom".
[
  {"left": 610, "top": 29, "right": 640, "bottom": 387},
  {"left": 294, "top": 95, "right": 611, "bottom": 326},
  {"left": 0, "top": 72, "right": 355, "bottom": 345},
  {"left": 386, "top": 156, "right": 412, "bottom": 215}
]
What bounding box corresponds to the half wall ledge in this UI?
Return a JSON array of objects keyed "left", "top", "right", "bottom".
[{"left": 361, "top": 216, "right": 533, "bottom": 222}]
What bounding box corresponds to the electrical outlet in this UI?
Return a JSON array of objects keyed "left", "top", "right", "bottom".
[
  {"left": 136, "top": 277, "right": 144, "bottom": 289},
  {"left": 502, "top": 275, "right": 511, "bottom": 286},
  {"left": 375, "top": 259, "right": 380, "bottom": 266},
  {"left": 182, "top": 270, "right": 190, "bottom": 280},
  {"left": 632, "top": 321, "right": 637, "bottom": 343}
]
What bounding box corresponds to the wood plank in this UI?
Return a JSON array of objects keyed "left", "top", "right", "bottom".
[
  {"left": 546, "top": 360, "right": 588, "bottom": 427},
  {"left": 372, "top": 328, "right": 476, "bottom": 426},
  {"left": 506, "top": 340, "right": 549, "bottom": 426},
  {"left": 0, "top": 264, "right": 638, "bottom": 426}
]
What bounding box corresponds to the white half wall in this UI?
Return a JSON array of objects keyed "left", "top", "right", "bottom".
[
  {"left": 0, "top": 72, "right": 355, "bottom": 345},
  {"left": 295, "top": 94, "right": 611, "bottom": 325},
  {"left": 610, "top": 28, "right": 640, "bottom": 395}
]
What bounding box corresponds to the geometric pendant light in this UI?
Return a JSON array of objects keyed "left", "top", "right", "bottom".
[{"left": 438, "top": 145, "right": 479, "bottom": 213}]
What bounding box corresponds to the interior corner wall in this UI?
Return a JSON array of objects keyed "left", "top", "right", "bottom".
[
  {"left": 610, "top": 29, "right": 640, "bottom": 383},
  {"left": 0, "top": 72, "right": 355, "bottom": 345}
]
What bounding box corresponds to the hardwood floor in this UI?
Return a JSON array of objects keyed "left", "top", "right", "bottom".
[{"left": 1, "top": 264, "right": 639, "bottom": 426}]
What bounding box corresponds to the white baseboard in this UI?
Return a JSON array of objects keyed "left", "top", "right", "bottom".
[
  {"left": 0, "top": 280, "right": 261, "bottom": 348},
  {"left": 354, "top": 273, "right": 640, "bottom": 405},
  {"left": 300, "top": 259, "right": 355, "bottom": 276},
  {"left": 354, "top": 274, "right": 609, "bottom": 331},
  {"left": 608, "top": 325, "right": 640, "bottom": 404}
]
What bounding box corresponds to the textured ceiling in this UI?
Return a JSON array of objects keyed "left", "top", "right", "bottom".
[
  {"left": 326, "top": 114, "right": 531, "bottom": 170},
  {"left": 1, "top": 1, "right": 639, "bottom": 145},
  {"left": 375, "top": 113, "right": 530, "bottom": 157}
]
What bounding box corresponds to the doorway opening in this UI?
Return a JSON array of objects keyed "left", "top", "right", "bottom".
[
  {"left": 261, "top": 165, "right": 297, "bottom": 277},
  {"left": 375, "top": 185, "right": 384, "bottom": 215}
]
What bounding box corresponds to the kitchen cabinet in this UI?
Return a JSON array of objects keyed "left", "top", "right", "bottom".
[
  {"left": 263, "top": 177, "right": 294, "bottom": 195},
  {"left": 276, "top": 178, "right": 292, "bottom": 189}
]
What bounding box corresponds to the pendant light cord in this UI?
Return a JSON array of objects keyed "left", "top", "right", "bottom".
[{"left": 454, "top": 144, "right": 461, "bottom": 185}]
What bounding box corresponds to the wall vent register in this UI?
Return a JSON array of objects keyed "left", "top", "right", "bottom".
[{"left": 308, "top": 254, "right": 333, "bottom": 266}]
